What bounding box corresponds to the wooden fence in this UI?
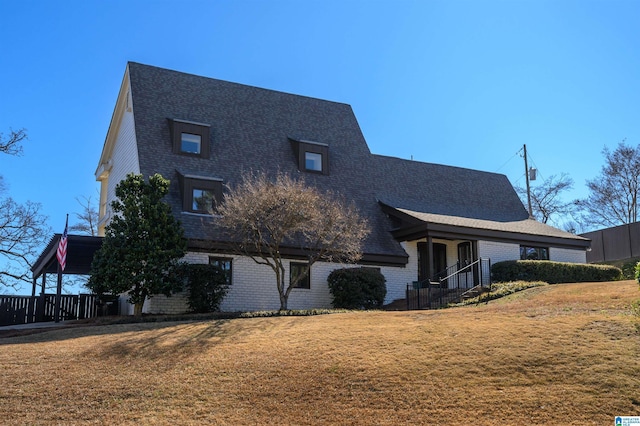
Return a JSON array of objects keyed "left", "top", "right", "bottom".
[
  {"left": 581, "top": 222, "right": 640, "bottom": 263},
  {"left": 0, "top": 294, "right": 119, "bottom": 327}
]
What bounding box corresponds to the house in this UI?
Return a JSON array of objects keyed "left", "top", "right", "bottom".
[{"left": 95, "top": 62, "right": 590, "bottom": 314}]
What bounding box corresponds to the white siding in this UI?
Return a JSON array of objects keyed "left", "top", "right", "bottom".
[{"left": 103, "top": 110, "right": 140, "bottom": 223}]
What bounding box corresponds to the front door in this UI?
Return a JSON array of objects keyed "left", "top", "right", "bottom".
[
  {"left": 457, "top": 241, "right": 477, "bottom": 288},
  {"left": 417, "top": 242, "right": 448, "bottom": 284}
]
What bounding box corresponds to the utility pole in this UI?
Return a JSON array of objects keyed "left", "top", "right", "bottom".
[{"left": 523, "top": 144, "right": 533, "bottom": 217}]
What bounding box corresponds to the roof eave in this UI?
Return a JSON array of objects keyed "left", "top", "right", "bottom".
[{"left": 95, "top": 64, "right": 132, "bottom": 180}]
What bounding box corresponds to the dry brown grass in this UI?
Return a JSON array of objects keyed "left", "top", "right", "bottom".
[{"left": 1, "top": 280, "right": 639, "bottom": 425}]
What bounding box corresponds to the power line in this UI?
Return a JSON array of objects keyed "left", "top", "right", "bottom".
[{"left": 495, "top": 148, "right": 523, "bottom": 173}]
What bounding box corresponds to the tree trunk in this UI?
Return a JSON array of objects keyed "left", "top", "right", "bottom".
[
  {"left": 134, "top": 301, "right": 144, "bottom": 316},
  {"left": 279, "top": 292, "right": 288, "bottom": 311}
]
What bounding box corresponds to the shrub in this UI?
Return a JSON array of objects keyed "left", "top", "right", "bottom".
[
  {"left": 632, "top": 299, "right": 640, "bottom": 333},
  {"left": 453, "top": 281, "right": 548, "bottom": 306},
  {"left": 179, "top": 263, "right": 229, "bottom": 313},
  {"left": 619, "top": 259, "right": 640, "bottom": 280},
  {"left": 327, "top": 268, "right": 386, "bottom": 309},
  {"left": 635, "top": 261, "right": 640, "bottom": 284},
  {"left": 492, "top": 260, "right": 622, "bottom": 284}
]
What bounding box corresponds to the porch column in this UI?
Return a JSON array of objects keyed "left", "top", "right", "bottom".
[
  {"left": 427, "top": 235, "right": 433, "bottom": 282},
  {"left": 472, "top": 240, "right": 479, "bottom": 286},
  {"left": 28, "top": 276, "right": 37, "bottom": 323}
]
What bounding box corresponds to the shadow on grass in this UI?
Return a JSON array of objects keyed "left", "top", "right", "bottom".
[
  {"left": 0, "top": 309, "right": 348, "bottom": 358},
  {"left": 90, "top": 319, "right": 234, "bottom": 362},
  {"left": 0, "top": 312, "right": 241, "bottom": 344}
]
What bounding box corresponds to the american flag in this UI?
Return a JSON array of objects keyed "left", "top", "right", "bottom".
[{"left": 56, "top": 216, "right": 68, "bottom": 271}]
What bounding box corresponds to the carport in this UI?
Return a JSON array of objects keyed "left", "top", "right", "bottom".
[{"left": 29, "top": 234, "right": 103, "bottom": 322}]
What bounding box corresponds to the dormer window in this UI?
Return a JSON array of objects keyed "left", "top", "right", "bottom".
[
  {"left": 170, "top": 119, "right": 210, "bottom": 158},
  {"left": 192, "top": 188, "right": 214, "bottom": 212},
  {"left": 290, "top": 138, "right": 329, "bottom": 175},
  {"left": 181, "top": 133, "right": 202, "bottom": 154},
  {"left": 305, "top": 152, "right": 323, "bottom": 172},
  {"left": 177, "top": 172, "right": 223, "bottom": 214}
]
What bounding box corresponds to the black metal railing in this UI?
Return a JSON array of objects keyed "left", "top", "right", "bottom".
[{"left": 406, "top": 258, "right": 491, "bottom": 310}]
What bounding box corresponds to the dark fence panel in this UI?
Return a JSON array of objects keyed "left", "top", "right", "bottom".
[
  {"left": 0, "top": 294, "right": 116, "bottom": 326},
  {"left": 582, "top": 222, "right": 640, "bottom": 263},
  {"left": 0, "top": 296, "right": 34, "bottom": 326},
  {"left": 631, "top": 222, "right": 640, "bottom": 258}
]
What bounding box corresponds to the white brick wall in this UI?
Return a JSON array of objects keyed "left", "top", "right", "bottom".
[
  {"left": 550, "top": 247, "right": 587, "bottom": 263},
  {"left": 478, "top": 240, "right": 586, "bottom": 264},
  {"left": 135, "top": 240, "right": 588, "bottom": 315},
  {"left": 142, "top": 250, "right": 416, "bottom": 314},
  {"left": 478, "top": 240, "right": 520, "bottom": 264}
]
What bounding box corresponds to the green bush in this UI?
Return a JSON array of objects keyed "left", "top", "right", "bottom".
[
  {"left": 179, "top": 263, "right": 229, "bottom": 313},
  {"left": 453, "top": 281, "right": 548, "bottom": 306},
  {"left": 619, "top": 259, "right": 640, "bottom": 280},
  {"left": 327, "top": 268, "right": 386, "bottom": 310},
  {"left": 491, "top": 260, "right": 622, "bottom": 284},
  {"left": 635, "top": 261, "right": 640, "bottom": 284}
]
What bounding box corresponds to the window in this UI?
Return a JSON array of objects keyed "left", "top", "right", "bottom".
[
  {"left": 209, "top": 257, "right": 232, "bottom": 286},
  {"left": 290, "top": 263, "right": 310, "bottom": 289},
  {"left": 305, "top": 152, "right": 323, "bottom": 172},
  {"left": 289, "top": 138, "right": 329, "bottom": 175},
  {"left": 178, "top": 173, "right": 223, "bottom": 214},
  {"left": 181, "top": 133, "right": 201, "bottom": 154},
  {"left": 520, "top": 246, "right": 549, "bottom": 260},
  {"left": 170, "top": 119, "right": 210, "bottom": 158},
  {"left": 192, "top": 188, "right": 215, "bottom": 212}
]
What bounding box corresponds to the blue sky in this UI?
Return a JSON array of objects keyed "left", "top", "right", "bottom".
[{"left": 1, "top": 0, "right": 639, "bottom": 292}]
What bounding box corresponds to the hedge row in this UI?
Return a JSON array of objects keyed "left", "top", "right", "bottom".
[{"left": 491, "top": 260, "right": 623, "bottom": 284}]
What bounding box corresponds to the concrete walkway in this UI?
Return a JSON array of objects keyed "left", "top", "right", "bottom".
[{"left": 0, "top": 321, "right": 72, "bottom": 331}]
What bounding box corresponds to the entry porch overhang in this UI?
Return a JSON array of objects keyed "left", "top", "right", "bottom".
[
  {"left": 31, "top": 234, "right": 104, "bottom": 280},
  {"left": 380, "top": 202, "right": 591, "bottom": 250}
]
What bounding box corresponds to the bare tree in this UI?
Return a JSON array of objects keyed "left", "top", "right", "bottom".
[
  {"left": 0, "top": 198, "right": 50, "bottom": 288},
  {"left": 70, "top": 194, "right": 99, "bottom": 236},
  {"left": 0, "top": 128, "right": 27, "bottom": 156},
  {"left": 577, "top": 141, "right": 640, "bottom": 229},
  {"left": 0, "top": 128, "right": 50, "bottom": 289},
  {"left": 516, "top": 173, "right": 574, "bottom": 225},
  {"left": 216, "top": 171, "right": 370, "bottom": 311}
]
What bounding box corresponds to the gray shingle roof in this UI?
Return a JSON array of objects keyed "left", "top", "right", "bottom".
[
  {"left": 126, "top": 62, "right": 587, "bottom": 260},
  {"left": 372, "top": 154, "right": 530, "bottom": 222},
  {"left": 396, "top": 208, "right": 588, "bottom": 242}
]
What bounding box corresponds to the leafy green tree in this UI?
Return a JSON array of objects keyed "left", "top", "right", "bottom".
[{"left": 88, "top": 173, "right": 186, "bottom": 315}]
